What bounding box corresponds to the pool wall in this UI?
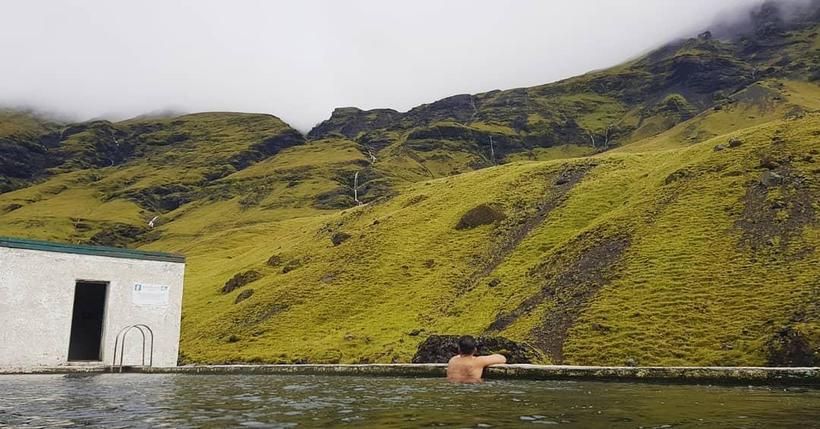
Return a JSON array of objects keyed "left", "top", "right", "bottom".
[{"left": 3, "top": 364, "right": 819, "bottom": 386}]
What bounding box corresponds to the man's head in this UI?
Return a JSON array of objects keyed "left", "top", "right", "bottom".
[{"left": 457, "top": 335, "right": 477, "bottom": 356}]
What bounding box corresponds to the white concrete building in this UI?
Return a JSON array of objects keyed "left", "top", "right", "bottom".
[{"left": 0, "top": 236, "right": 185, "bottom": 370}]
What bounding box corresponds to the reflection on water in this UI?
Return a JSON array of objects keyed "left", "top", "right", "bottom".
[{"left": 1, "top": 374, "right": 819, "bottom": 428}]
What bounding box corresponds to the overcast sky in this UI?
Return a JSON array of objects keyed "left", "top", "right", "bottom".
[{"left": 0, "top": 0, "right": 776, "bottom": 130}]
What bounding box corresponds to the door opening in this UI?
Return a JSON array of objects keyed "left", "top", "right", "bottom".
[{"left": 68, "top": 281, "right": 108, "bottom": 361}]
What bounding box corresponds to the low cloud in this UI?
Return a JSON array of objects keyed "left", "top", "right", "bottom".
[{"left": 0, "top": 0, "right": 805, "bottom": 131}]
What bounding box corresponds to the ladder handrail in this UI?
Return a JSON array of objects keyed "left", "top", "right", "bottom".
[
  {"left": 132, "top": 323, "right": 155, "bottom": 367},
  {"left": 111, "top": 324, "right": 154, "bottom": 373}
]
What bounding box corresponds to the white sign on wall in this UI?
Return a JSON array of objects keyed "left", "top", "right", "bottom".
[{"left": 132, "top": 283, "right": 170, "bottom": 306}]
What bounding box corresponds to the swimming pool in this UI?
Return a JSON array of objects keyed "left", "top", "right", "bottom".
[{"left": 1, "top": 374, "right": 819, "bottom": 427}]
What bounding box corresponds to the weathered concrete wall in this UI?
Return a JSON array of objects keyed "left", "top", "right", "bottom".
[
  {"left": 143, "top": 364, "right": 820, "bottom": 385},
  {"left": 0, "top": 247, "right": 184, "bottom": 369},
  {"left": 3, "top": 364, "right": 818, "bottom": 386}
]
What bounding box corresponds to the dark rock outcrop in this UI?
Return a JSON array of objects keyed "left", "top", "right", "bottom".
[
  {"left": 86, "top": 223, "right": 150, "bottom": 247},
  {"left": 307, "top": 107, "right": 400, "bottom": 140},
  {"left": 412, "top": 334, "right": 542, "bottom": 364},
  {"left": 228, "top": 128, "right": 305, "bottom": 170},
  {"left": 330, "top": 232, "right": 352, "bottom": 246},
  {"left": 234, "top": 289, "right": 254, "bottom": 304},
  {"left": 767, "top": 327, "right": 816, "bottom": 367},
  {"left": 455, "top": 204, "right": 506, "bottom": 230},
  {"left": 221, "top": 270, "right": 262, "bottom": 293},
  {"left": 281, "top": 260, "right": 302, "bottom": 274}
]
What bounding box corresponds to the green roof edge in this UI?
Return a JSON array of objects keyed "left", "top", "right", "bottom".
[{"left": 0, "top": 236, "right": 185, "bottom": 263}]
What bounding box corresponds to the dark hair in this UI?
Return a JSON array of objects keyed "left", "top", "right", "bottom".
[{"left": 457, "top": 335, "right": 477, "bottom": 355}]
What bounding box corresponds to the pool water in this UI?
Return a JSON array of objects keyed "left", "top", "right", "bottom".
[{"left": 1, "top": 374, "right": 819, "bottom": 428}]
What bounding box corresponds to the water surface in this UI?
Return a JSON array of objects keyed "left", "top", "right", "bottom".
[{"left": 1, "top": 374, "right": 818, "bottom": 428}]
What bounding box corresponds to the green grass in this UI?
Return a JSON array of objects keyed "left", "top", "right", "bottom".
[
  {"left": 0, "top": 109, "right": 58, "bottom": 139},
  {"left": 5, "top": 113, "right": 815, "bottom": 365},
  {"left": 164, "top": 115, "right": 815, "bottom": 365}
]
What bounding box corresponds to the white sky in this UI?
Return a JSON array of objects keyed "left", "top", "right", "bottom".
[{"left": 0, "top": 0, "right": 772, "bottom": 130}]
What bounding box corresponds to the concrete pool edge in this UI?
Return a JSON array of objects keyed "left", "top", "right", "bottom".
[{"left": 3, "top": 364, "right": 819, "bottom": 386}]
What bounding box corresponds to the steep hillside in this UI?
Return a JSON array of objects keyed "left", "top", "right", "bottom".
[
  {"left": 307, "top": 1, "right": 820, "bottom": 182},
  {"left": 0, "top": 112, "right": 312, "bottom": 244},
  {"left": 0, "top": 0, "right": 817, "bottom": 366},
  {"left": 153, "top": 114, "right": 815, "bottom": 366},
  {"left": 0, "top": 109, "right": 61, "bottom": 193}
]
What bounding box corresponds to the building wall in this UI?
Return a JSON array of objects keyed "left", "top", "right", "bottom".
[{"left": 0, "top": 247, "right": 184, "bottom": 368}]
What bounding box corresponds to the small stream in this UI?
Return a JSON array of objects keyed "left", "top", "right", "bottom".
[{"left": 1, "top": 374, "right": 818, "bottom": 428}]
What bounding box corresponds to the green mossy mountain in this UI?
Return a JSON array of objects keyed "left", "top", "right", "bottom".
[
  {"left": 310, "top": 1, "right": 819, "bottom": 169},
  {"left": 0, "top": 1, "right": 818, "bottom": 366}
]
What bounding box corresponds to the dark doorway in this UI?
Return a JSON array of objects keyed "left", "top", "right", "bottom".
[{"left": 68, "top": 281, "right": 108, "bottom": 361}]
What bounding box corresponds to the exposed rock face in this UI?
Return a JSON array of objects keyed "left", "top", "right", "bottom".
[
  {"left": 0, "top": 112, "right": 61, "bottom": 192},
  {"left": 51, "top": 121, "right": 135, "bottom": 170},
  {"left": 760, "top": 170, "right": 784, "bottom": 187},
  {"left": 455, "top": 204, "right": 506, "bottom": 230},
  {"left": 0, "top": 139, "right": 50, "bottom": 180},
  {"left": 228, "top": 128, "right": 305, "bottom": 170},
  {"left": 412, "top": 335, "right": 542, "bottom": 364},
  {"left": 86, "top": 223, "right": 150, "bottom": 247},
  {"left": 736, "top": 161, "right": 815, "bottom": 257},
  {"left": 234, "top": 289, "right": 254, "bottom": 304},
  {"left": 330, "top": 232, "right": 352, "bottom": 246},
  {"left": 307, "top": 107, "right": 400, "bottom": 140},
  {"left": 281, "top": 260, "right": 302, "bottom": 274},
  {"left": 121, "top": 183, "right": 196, "bottom": 213},
  {"left": 401, "top": 94, "right": 478, "bottom": 127},
  {"left": 488, "top": 233, "right": 631, "bottom": 363},
  {"left": 767, "top": 327, "right": 816, "bottom": 366},
  {"left": 1, "top": 112, "right": 306, "bottom": 197},
  {"left": 301, "top": 2, "right": 819, "bottom": 169},
  {"left": 221, "top": 270, "right": 262, "bottom": 293}
]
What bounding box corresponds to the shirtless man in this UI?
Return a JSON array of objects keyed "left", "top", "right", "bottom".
[{"left": 446, "top": 335, "right": 507, "bottom": 383}]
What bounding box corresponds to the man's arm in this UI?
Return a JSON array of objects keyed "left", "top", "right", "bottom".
[{"left": 477, "top": 354, "right": 507, "bottom": 367}]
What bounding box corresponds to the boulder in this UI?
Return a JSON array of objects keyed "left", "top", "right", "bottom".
[
  {"left": 282, "top": 260, "right": 302, "bottom": 274},
  {"left": 234, "top": 289, "right": 254, "bottom": 304},
  {"left": 331, "top": 232, "right": 352, "bottom": 246},
  {"left": 412, "top": 334, "right": 542, "bottom": 364},
  {"left": 759, "top": 157, "right": 780, "bottom": 170},
  {"left": 760, "top": 171, "right": 784, "bottom": 187},
  {"left": 455, "top": 204, "right": 506, "bottom": 230},
  {"left": 221, "top": 270, "right": 262, "bottom": 293},
  {"left": 767, "top": 327, "right": 815, "bottom": 367}
]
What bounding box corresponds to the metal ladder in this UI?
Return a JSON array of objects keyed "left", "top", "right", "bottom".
[{"left": 111, "top": 324, "right": 154, "bottom": 373}]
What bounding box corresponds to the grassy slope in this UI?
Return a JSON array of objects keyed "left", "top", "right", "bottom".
[
  {"left": 0, "top": 111, "right": 816, "bottom": 365},
  {"left": 306, "top": 19, "right": 819, "bottom": 184},
  {"left": 618, "top": 79, "right": 820, "bottom": 153},
  {"left": 0, "top": 109, "right": 56, "bottom": 139},
  {"left": 0, "top": 112, "right": 311, "bottom": 242},
  {"left": 157, "top": 114, "right": 815, "bottom": 365}
]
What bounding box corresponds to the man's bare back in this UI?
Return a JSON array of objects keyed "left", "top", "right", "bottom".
[
  {"left": 446, "top": 335, "right": 507, "bottom": 383},
  {"left": 447, "top": 353, "right": 507, "bottom": 383}
]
